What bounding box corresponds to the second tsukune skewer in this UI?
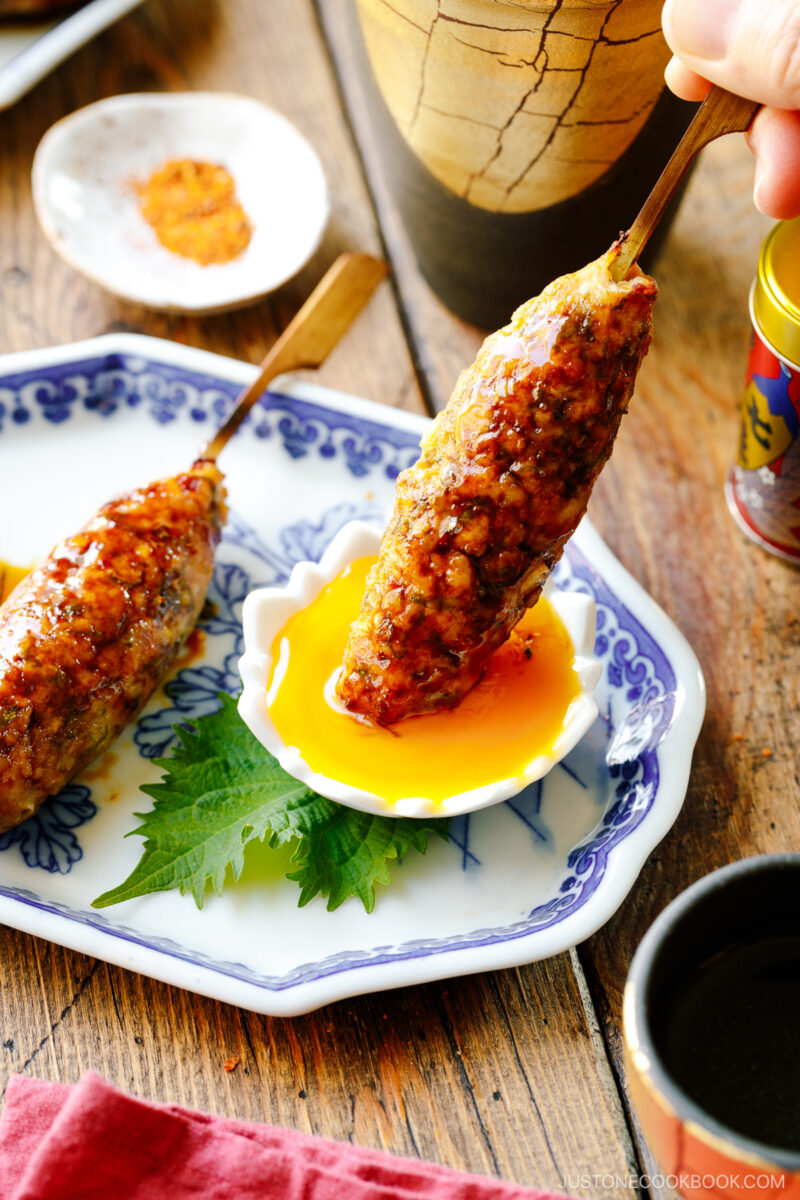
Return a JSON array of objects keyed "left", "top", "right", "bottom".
[{"left": 0, "top": 253, "right": 388, "bottom": 833}]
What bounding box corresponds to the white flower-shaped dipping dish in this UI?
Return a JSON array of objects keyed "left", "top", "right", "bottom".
[
  {"left": 32, "top": 92, "right": 329, "bottom": 313},
  {"left": 238, "top": 521, "right": 602, "bottom": 819}
]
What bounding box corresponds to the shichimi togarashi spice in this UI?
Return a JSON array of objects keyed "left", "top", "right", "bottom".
[{"left": 137, "top": 159, "right": 253, "bottom": 266}]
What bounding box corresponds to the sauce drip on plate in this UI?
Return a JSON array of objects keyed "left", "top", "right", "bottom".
[{"left": 266, "top": 556, "right": 580, "bottom": 805}]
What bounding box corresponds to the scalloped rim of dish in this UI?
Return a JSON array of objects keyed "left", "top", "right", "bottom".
[
  {"left": 31, "top": 91, "right": 330, "bottom": 313},
  {"left": 238, "top": 520, "right": 602, "bottom": 818}
]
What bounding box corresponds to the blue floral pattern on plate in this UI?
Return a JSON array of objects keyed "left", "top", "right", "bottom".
[
  {"left": 0, "top": 353, "right": 419, "bottom": 479},
  {"left": 0, "top": 786, "right": 95, "bottom": 876}
]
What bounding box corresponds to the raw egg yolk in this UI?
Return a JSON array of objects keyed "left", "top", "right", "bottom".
[
  {"left": 0, "top": 561, "right": 30, "bottom": 605},
  {"left": 266, "top": 556, "right": 580, "bottom": 805}
]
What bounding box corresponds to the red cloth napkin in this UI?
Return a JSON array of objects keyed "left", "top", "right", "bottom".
[{"left": 0, "top": 1072, "right": 566, "bottom": 1200}]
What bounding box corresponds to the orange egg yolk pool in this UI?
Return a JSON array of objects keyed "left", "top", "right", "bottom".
[
  {"left": 0, "top": 561, "right": 30, "bottom": 605},
  {"left": 266, "top": 556, "right": 581, "bottom": 805}
]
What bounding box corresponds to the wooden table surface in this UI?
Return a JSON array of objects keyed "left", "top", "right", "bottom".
[{"left": 0, "top": 2, "right": 796, "bottom": 1197}]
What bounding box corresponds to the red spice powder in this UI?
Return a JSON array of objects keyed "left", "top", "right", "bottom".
[{"left": 137, "top": 160, "right": 253, "bottom": 266}]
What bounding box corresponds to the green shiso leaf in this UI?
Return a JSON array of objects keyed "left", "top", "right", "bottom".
[{"left": 93, "top": 693, "right": 448, "bottom": 913}]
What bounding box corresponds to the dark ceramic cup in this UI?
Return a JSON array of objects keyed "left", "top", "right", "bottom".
[{"left": 623, "top": 855, "right": 800, "bottom": 1199}]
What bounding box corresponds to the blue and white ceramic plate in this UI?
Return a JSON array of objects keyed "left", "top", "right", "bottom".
[
  {"left": 0, "top": 0, "right": 143, "bottom": 111},
  {"left": 0, "top": 334, "right": 705, "bottom": 1017}
]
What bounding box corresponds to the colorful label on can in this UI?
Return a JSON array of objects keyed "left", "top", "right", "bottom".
[{"left": 727, "top": 327, "right": 800, "bottom": 561}]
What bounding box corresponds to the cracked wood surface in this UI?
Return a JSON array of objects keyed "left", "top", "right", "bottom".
[
  {"left": 0, "top": 3, "right": 795, "bottom": 1200},
  {"left": 353, "top": 0, "right": 669, "bottom": 212}
]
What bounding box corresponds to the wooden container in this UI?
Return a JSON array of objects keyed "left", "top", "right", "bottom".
[{"left": 348, "top": 0, "right": 696, "bottom": 326}]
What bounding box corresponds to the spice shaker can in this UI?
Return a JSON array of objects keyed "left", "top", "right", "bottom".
[{"left": 725, "top": 218, "right": 800, "bottom": 562}]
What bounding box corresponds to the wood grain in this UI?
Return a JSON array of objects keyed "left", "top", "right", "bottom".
[
  {"left": 578, "top": 134, "right": 796, "bottom": 1200},
  {"left": 350, "top": 0, "right": 668, "bottom": 214},
  {"left": 0, "top": 1, "right": 793, "bottom": 1196},
  {"left": 0, "top": 929, "right": 641, "bottom": 1193},
  {"left": 318, "top": 10, "right": 795, "bottom": 1192},
  {"left": 0, "top": 1, "right": 640, "bottom": 1196},
  {"left": 203, "top": 252, "right": 389, "bottom": 458},
  {"left": 0, "top": 0, "right": 425, "bottom": 416}
]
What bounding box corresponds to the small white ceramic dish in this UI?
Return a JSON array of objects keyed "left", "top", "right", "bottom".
[
  {"left": 0, "top": 0, "right": 144, "bottom": 111},
  {"left": 238, "top": 520, "right": 603, "bottom": 819},
  {"left": 31, "top": 91, "right": 329, "bottom": 313}
]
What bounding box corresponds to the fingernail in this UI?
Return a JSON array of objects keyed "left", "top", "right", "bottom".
[
  {"left": 753, "top": 158, "right": 767, "bottom": 214},
  {"left": 664, "top": 0, "right": 741, "bottom": 61}
]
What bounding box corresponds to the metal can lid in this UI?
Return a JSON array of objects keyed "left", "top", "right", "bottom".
[{"left": 753, "top": 216, "right": 800, "bottom": 366}]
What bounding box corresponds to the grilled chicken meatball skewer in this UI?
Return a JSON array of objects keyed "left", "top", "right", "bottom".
[
  {"left": 0, "top": 461, "right": 226, "bottom": 834},
  {"left": 337, "top": 246, "right": 657, "bottom": 726},
  {"left": 0, "top": 254, "right": 387, "bottom": 835}
]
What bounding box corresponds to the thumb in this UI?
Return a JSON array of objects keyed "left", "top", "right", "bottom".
[{"left": 662, "top": 0, "right": 800, "bottom": 111}]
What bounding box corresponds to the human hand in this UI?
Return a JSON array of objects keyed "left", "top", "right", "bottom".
[{"left": 661, "top": 0, "right": 800, "bottom": 219}]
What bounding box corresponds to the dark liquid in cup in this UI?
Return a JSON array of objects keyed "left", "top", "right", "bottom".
[{"left": 655, "top": 934, "right": 800, "bottom": 1151}]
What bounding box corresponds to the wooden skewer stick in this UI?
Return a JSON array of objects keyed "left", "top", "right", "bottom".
[
  {"left": 200, "top": 252, "right": 389, "bottom": 462},
  {"left": 611, "top": 87, "right": 759, "bottom": 282}
]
